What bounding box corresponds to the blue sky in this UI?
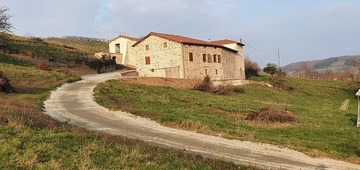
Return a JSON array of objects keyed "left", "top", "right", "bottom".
[{"left": 3, "top": 0, "right": 360, "bottom": 66}]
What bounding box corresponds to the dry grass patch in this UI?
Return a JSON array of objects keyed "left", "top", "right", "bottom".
[{"left": 245, "top": 108, "right": 298, "bottom": 125}]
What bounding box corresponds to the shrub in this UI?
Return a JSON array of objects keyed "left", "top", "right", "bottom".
[
  {"left": 36, "top": 61, "right": 51, "bottom": 71},
  {"left": 193, "top": 75, "right": 212, "bottom": 92},
  {"left": 245, "top": 107, "right": 297, "bottom": 124},
  {"left": 85, "top": 58, "right": 118, "bottom": 74},
  {"left": 244, "top": 57, "right": 260, "bottom": 78},
  {"left": 194, "top": 76, "right": 243, "bottom": 95},
  {"left": 0, "top": 70, "right": 15, "bottom": 93},
  {"left": 263, "top": 63, "right": 278, "bottom": 77},
  {"left": 213, "top": 85, "right": 243, "bottom": 95}
]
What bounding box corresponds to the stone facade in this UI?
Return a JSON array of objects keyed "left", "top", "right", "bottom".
[
  {"left": 128, "top": 36, "right": 183, "bottom": 78},
  {"left": 110, "top": 32, "right": 246, "bottom": 81}
]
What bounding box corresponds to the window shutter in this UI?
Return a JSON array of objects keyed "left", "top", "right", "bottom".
[{"left": 145, "top": 56, "right": 150, "bottom": 65}]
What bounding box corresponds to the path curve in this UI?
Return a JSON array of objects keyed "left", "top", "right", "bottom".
[{"left": 44, "top": 71, "right": 360, "bottom": 170}]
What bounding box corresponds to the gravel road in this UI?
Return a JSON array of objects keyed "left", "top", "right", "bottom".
[{"left": 44, "top": 71, "right": 360, "bottom": 170}]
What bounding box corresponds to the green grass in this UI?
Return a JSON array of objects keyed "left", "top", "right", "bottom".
[
  {"left": 0, "top": 123, "right": 247, "bottom": 169},
  {"left": 1, "top": 34, "right": 86, "bottom": 64},
  {"left": 94, "top": 77, "right": 360, "bottom": 162},
  {"left": 44, "top": 37, "right": 108, "bottom": 54},
  {"left": 0, "top": 53, "right": 33, "bottom": 67},
  {"left": 1, "top": 34, "right": 108, "bottom": 66},
  {"left": 0, "top": 52, "right": 250, "bottom": 169}
]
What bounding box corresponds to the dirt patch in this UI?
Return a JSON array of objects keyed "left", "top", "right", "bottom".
[
  {"left": 245, "top": 108, "right": 297, "bottom": 124},
  {"left": 118, "top": 77, "right": 201, "bottom": 89}
]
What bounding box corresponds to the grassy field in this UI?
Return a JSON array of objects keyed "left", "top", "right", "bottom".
[
  {"left": 0, "top": 43, "right": 248, "bottom": 169},
  {"left": 44, "top": 37, "right": 108, "bottom": 54},
  {"left": 95, "top": 76, "right": 360, "bottom": 163}
]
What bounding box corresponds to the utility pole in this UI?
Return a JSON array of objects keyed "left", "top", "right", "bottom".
[
  {"left": 356, "top": 89, "right": 360, "bottom": 127},
  {"left": 277, "top": 48, "right": 280, "bottom": 68}
]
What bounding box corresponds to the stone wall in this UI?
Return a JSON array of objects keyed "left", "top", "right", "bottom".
[
  {"left": 128, "top": 36, "right": 183, "bottom": 77},
  {"left": 182, "top": 45, "right": 224, "bottom": 80},
  {"left": 127, "top": 35, "right": 246, "bottom": 80},
  {"left": 182, "top": 44, "right": 245, "bottom": 80}
]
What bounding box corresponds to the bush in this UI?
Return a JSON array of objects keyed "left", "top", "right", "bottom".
[
  {"left": 245, "top": 107, "right": 297, "bottom": 124},
  {"left": 85, "top": 58, "right": 117, "bottom": 73},
  {"left": 193, "top": 76, "right": 212, "bottom": 92},
  {"left": 194, "top": 76, "right": 243, "bottom": 95},
  {"left": 0, "top": 70, "right": 15, "bottom": 93},
  {"left": 36, "top": 61, "right": 51, "bottom": 71},
  {"left": 244, "top": 57, "right": 260, "bottom": 78},
  {"left": 213, "top": 85, "right": 243, "bottom": 95}
]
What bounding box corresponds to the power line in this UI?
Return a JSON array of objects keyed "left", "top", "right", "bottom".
[
  {"left": 279, "top": 51, "right": 290, "bottom": 66},
  {"left": 241, "top": 39, "right": 278, "bottom": 54}
]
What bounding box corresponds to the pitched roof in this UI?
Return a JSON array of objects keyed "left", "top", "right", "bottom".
[
  {"left": 211, "top": 39, "right": 245, "bottom": 46},
  {"left": 108, "top": 35, "right": 139, "bottom": 43},
  {"left": 132, "top": 32, "right": 239, "bottom": 52}
]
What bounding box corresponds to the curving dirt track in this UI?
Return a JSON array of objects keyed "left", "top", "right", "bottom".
[{"left": 44, "top": 71, "right": 360, "bottom": 170}]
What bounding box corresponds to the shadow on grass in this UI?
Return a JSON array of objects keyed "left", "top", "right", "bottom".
[
  {"left": 0, "top": 54, "right": 34, "bottom": 67},
  {"left": 346, "top": 113, "right": 357, "bottom": 126},
  {"left": 15, "top": 87, "right": 51, "bottom": 95}
]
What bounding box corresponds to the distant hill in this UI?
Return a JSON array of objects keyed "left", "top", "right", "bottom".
[{"left": 282, "top": 55, "right": 360, "bottom": 76}]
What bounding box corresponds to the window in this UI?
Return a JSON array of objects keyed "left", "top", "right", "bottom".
[
  {"left": 218, "top": 55, "right": 221, "bottom": 63},
  {"left": 207, "top": 54, "right": 212, "bottom": 63},
  {"left": 115, "top": 43, "right": 120, "bottom": 53},
  {"left": 215, "top": 69, "right": 218, "bottom": 75},
  {"left": 189, "top": 52, "right": 193, "bottom": 61},
  {"left": 145, "top": 45, "right": 149, "bottom": 50},
  {"left": 163, "top": 42, "right": 167, "bottom": 48},
  {"left": 213, "top": 54, "right": 217, "bottom": 63},
  {"left": 203, "top": 54, "right": 207, "bottom": 62},
  {"left": 145, "top": 56, "right": 150, "bottom": 65}
]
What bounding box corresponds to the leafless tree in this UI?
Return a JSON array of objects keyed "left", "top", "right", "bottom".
[
  {"left": 244, "top": 56, "right": 260, "bottom": 78},
  {"left": 0, "top": 6, "right": 13, "bottom": 33},
  {"left": 297, "top": 62, "right": 310, "bottom": 78}
]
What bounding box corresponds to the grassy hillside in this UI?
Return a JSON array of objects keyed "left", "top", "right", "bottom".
[
  {"left": 95, "top": 77, "right": 360, "bottom": 163},
  {"left": 0, "top": 36, "right": 247, "bottom": 169},
  {"left": 1, "top": 34, "right": 86, "bottom": 64},
  {"left": 282, "top": 55, "right": 360, "bottom": 75},
  {"left": 44, "top": 37, "right": 108, "bottom": 54}
]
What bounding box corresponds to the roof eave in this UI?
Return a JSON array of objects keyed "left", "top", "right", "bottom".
[{"left": 183, "top": 42, "right": 238, "bottom": 53}]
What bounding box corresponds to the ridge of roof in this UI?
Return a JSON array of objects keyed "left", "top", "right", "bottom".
[
  {"left": 108, "top": 35, "right": 139, "bottom": 43},
  {"left": 132, "top": 32, "right": 240, "bottom": 52},
  {"left": 211, "top": 39, "right": 245, "bottom": 46}
]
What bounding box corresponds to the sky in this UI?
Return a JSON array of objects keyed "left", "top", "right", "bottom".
[{"left": 2, "top": 0, "right": 360, "bottom": 67}]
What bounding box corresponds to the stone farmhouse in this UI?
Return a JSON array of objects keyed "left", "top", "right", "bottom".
[{"left": 109, "top": 32, "right": 246, "bottom": 81}]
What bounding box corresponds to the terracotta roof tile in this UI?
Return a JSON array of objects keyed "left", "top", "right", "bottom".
[
  {"left": 132, "top": 32, "right": 240, "bottom": 52},
  {"left": 211, "top": 39, "right": 245, "bottom": 46}
]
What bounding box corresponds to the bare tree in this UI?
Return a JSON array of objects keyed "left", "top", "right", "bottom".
[
  {"left": 244, "top": 56, "right": 260, "bottom": 78},
  {"left": 298, "top": 62, "right": 310, "bottom": 79},
  {"left": 0, "top": 6, "right": 13, "bottom": 33}
]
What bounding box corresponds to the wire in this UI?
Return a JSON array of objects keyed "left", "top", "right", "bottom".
[
  {"left": 241, "top": 39, "right": 278, "bottom": 54},
  {"left": 279, "top": 51, "right": 290, "bottom": 66}
]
